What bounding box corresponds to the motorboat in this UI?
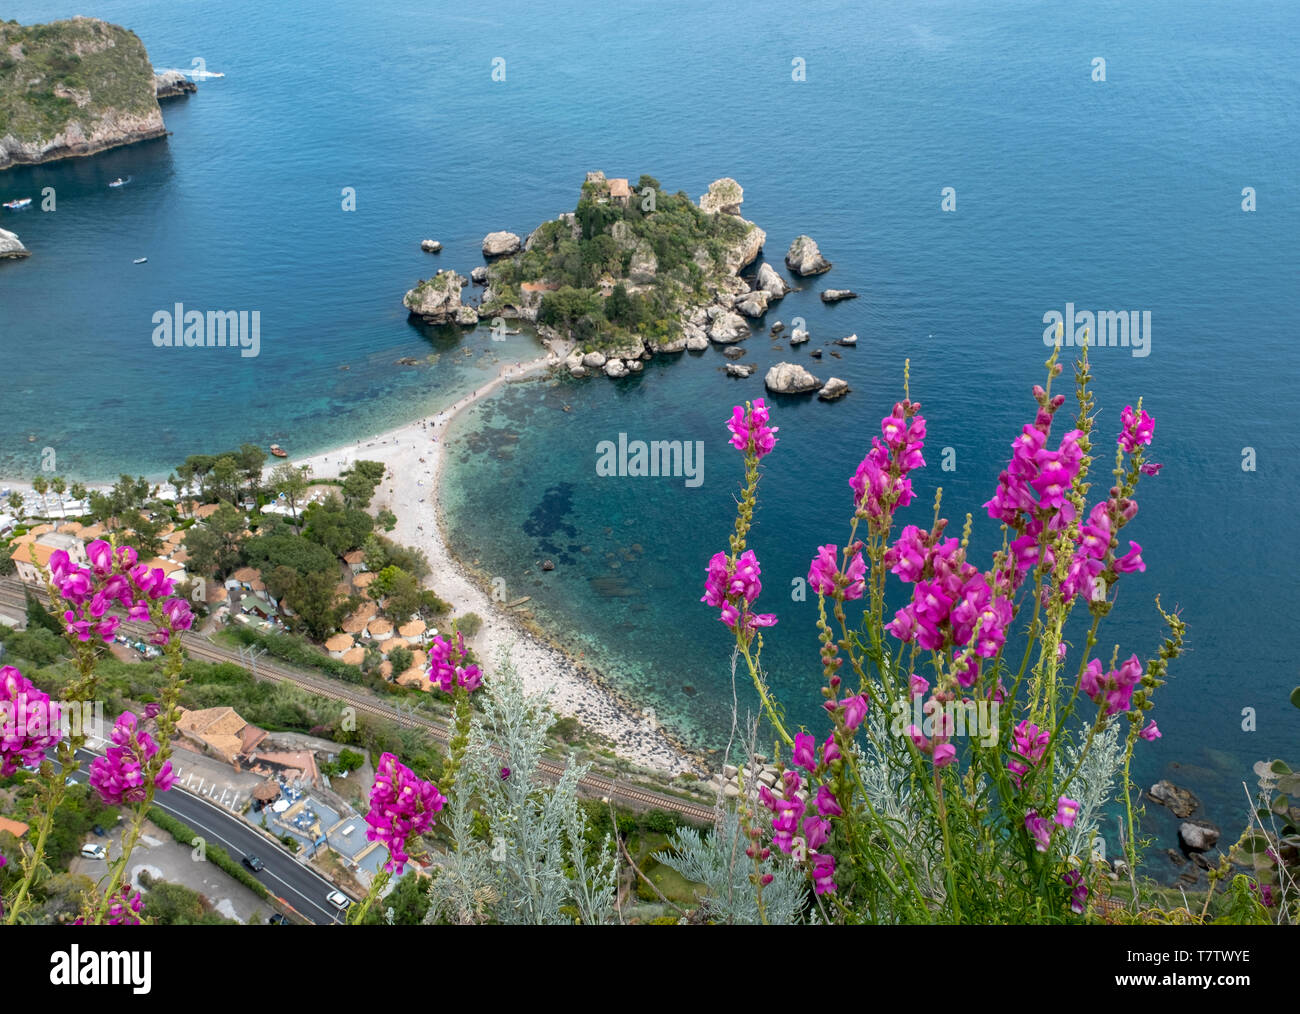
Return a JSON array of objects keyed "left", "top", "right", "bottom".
[
  {"left": 108, "top": 177, "right": 130, "bottom": 188},
  {"left": 2, "top": 198, "right": 31, "bottom": 210},
  {"left": 133, "top": 257, "right": 148, "bottom": 264},
  {"left": 270, "top": 444, "right": 288, "bottom": 458}
]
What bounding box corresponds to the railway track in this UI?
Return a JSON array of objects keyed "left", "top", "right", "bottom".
[{"left": 0, "top": 578, "right": 716, "bottom": 823}]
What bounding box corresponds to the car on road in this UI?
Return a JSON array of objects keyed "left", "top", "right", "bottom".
[
  {"left": 80, "top": 843, "right": 107, "bottom": 860},
  {"left": 326, "top": 890, "right": 351, "bottom": 911},
  {"left": 242, "top": 854, "right": 265, "bottom": 873}
]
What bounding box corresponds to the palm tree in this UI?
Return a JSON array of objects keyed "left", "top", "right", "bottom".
[
  {"left": 50, "top": 476, "right": 67, "bottom": 526},
  {"left": 31, "top": 475, "right": 49, "bottom": 519}
]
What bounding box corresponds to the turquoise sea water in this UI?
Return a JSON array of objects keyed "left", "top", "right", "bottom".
[{"left": 2, "top": 1, "right": 1297, "bottom": 834}]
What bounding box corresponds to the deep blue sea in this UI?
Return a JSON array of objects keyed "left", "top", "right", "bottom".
[{"left": 2, "top": 1, "right": 1296, "bottom": 840}]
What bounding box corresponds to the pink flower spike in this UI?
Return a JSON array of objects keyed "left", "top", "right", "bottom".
[{"left": 1139, "top": 721, "right": 1161, "bottom": 742}]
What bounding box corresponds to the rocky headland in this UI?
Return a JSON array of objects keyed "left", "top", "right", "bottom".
[{"left": 0, "top": 17, "right": 174, "bottom": 171}]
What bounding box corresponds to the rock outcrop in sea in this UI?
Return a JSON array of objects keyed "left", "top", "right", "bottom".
[
  {"left": 482, "top": 231, "right": 522, "bottom": 257},
  {"left": 785, "top": 234, "right": 832, "bottom": 275},
  {"left": 0, "top": 18, "right": 171, "bottom": 170},
  {"left": 403, "top": 269, "right": 479, "bottom": 325},
  {"left": 0, "top": 227, "right": 31, "bottom": 259},
  {"left": 821, "top": 288, "right": 857, "bottom": 303},
  {"left": 764, "top": 362, "right": 821, "bottom": 394},
  {"left": 153, "top": 70, "right": 197, "bottom": 99}
]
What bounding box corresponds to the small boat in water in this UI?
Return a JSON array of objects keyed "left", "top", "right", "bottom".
[
  {"left": 133, "top": 257, "right": 148, "bottom": 264},
  {"left": 108, "top": 177, "right": 130, "bottom": 188},
  {"left": 270, "top": 444, "right": 288, "bottom": 458},
  {"left": 2, "top": 198, "right": 31, "bottom": 210}
]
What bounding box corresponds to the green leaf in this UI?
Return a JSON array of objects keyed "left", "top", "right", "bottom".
[
  {"left": 1291, "top": 686, "right": 1300, "bottom": 710},
  {"left": 1240, "top": 832, "right": 1271, "bottom": 854},
  {"left": 1270, "top": 759, "right": 1293, "bottom": 775},
  {"left": 1270, "top": 794, "right": 1290, "bottom": 817}
]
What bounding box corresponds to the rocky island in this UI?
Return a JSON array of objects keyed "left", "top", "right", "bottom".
[
  {"left": 0, "top": 17, "right": 173, "bottom": 170},
  {"left": 402, "top": 172, "right": 853, "bottom": 395},
  {"left": 0, "top": 226, "right": 30, "bottom": 259}
]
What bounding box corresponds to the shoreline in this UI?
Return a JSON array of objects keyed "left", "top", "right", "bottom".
[
  {"left": 289, "top": 343, "right": 707, "bottom": 777},
  {"left": 1, "top": 337, "right": 709, "bottom": 777}
]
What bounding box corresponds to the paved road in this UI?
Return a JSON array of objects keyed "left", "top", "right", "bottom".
[{"left": 58, "top": 747, "right": 350, "bottom": 925}]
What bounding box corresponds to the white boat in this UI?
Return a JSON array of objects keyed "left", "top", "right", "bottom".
[
  {"left": 133, "top": 257, "right": 148, "bottom": 264},
  {"left": 108, "top": 177, "right": 130, "bottom": 188},
  {"left": 2, "top": 198, "right": 31, "bottom": 210}
]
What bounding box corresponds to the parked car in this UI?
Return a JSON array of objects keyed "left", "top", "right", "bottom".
[
  {"left": 242, "top": 854, "right": 264, "bottom": 873},
  {"left": 92, "top": 824, "right": 107, "bottom": 837},
  {"left": 326, "top": 890, "right": 351, "bottom": 911},
  {"left": 80, "top": 843, "right": 107, "bottom": 860},
  {"left": 267, "top": 913, "right": 290, "bottom": 925}
]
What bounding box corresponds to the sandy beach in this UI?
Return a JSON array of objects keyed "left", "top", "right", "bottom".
[{"left": 289, "top": 345, "right": 704, "bottom": 778}]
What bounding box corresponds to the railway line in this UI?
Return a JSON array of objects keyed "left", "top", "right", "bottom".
[{"left": 0, "top": 577, "right": 717, "bottom": 823}]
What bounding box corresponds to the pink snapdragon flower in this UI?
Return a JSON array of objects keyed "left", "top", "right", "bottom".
[
  {"left": 1055, "top": 797, "right": 1080, "bottom": 829},
  {"left": 807, "top": 543, "right": 866, "bottom": 601},
  {"left": 1118, "top": 405, "right": 1154, "bottom": 453},
  {"left": 811, "top": 852, "right": 837, "bottom": 895},
  {"left": 1139, "top": 721, "right": 1161, "bottom": 742},
  {"left": 88, "top": 711, "right": 175, "bottom": 805},
  {"left": 1008, "top": 721, "right": 1050, "bottom": 787},
  {"left": 701, "top": 549, "right": 777, "bottom": 634},
  {"left": 0, "top": 666, "right": 64, "bottom": 776},
  {"left": 1080, "top": 654, "right": 1144, "bottom": 716},
  {"left": 75, "top": 884, "right": 145, "bottom": 926},
  {"left": 365, "top": 752, "right": 447, "bottom": 872},
  {"left": 426, "top": 632, "right": 482, "bottom": 693},
  {"left": 727, "top": 399, "right": 779, "bottom": 459},
  {"left": 851, "top": 403, "right": 925, "bottom": 524},
  {"left": 1025, "top": 810, "right": 1053, "bottom": 852},
  {"left": 1063, "top": 870, "right": 1088, "bottom": 914}
]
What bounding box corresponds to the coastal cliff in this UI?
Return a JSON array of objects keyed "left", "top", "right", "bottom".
[
  {"left": 0, "top": 227, "right": 29, "bottom": 259},
  {"left": 0, "top": 17, "right": 169, "bottom": 170}
]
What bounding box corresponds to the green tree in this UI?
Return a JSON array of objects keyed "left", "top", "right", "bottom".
[
  {"left": 50, "top": 476, "right": 67, "bottom": 522},
  {"left": 7, "top": 491, "right": 24, "bottom": 522},
  {"left": 361, "top": 872, "right": 431, "bottom": 925},
  {"left": 210, "top": 456, "right": 241, "bottom": 504},
  {"left": 183, "top": 502, "right": 247, "bottom": 578},
  {"left": 237, "top": 444, "right": 267, "bottom": 501},
  {"left": 283, "top": 569, "right": 347, "bottom": 640},
  {"left": 119, "top": 507, "right": 165, "bottom": 559},
  {"left": 25, "top": 587, "right": 63, "bottom": 635},
  {"left": 270, "top": 462, "right": 309, "bottom": 523},
  {"left": 31, "top": 474, "right": 48, "bottom": 516},
  {"left": 388, "top": 645, "right": 413, "bottom": 675},
  {"left": 303, "top": 495, "right": 373, "bottom": 556}
]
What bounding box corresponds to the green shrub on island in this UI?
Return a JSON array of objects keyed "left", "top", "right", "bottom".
[{"left": 484, "top": 176, "right": 755, "bottom": 349}]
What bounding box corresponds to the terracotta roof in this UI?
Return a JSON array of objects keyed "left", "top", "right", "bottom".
[
  {"left": 232, "top": 566, "right": 260, "bottom": 582},
  {"left": 343, "top": 550, "right": 365, "bottom": 564},
  {"left": 367, "top": 617, "right": 393, "bottom": 637},
  {"left": 79, "top": 523, "right": 107, "bottom": 539},
  {"left": 208, "top": 585, "right": 228, "bottom": 603},
  {"left": 341, "top": 646, "right": 366, "bottom": 665},
  {"left": 26, "top": 524, "right": 53, "bottom": 536},
  {"left": 325, "top": 633, "right": 354, "bottom": 652},
  {"left": 396, "top": 669, "right": 433, "bottom": 691},
  {"left": 380, "top": 660, "right": 393, "bottom": 679},
  {"left": 192, "top": 503, "right": 222, "bottom": 519},
  {"left": 607, "top": 177, "right": 630, "bottom": 198},
  {"left": 380, "top": 637, "right": 405, "bottom": 655},
  {"left": 341, "top": 601, "right": 378, "bottom": 633},
  {"left": 398, "top": 619, "right": 426, "bottom": 638},
  {"left": 143, "top": 558, "right": 184, "bottom": 577},
  {"left": 354, "top": 571, "right": 377, "bottom": 588},
  {"left": 59, "top": 521, "right": 84, "bottom": 535},
  {"left": 252, "top": 781, "right": 282, "bottom": 802},
  {"left": 0, "top": 816, "right": 29, "bottom": 838}
]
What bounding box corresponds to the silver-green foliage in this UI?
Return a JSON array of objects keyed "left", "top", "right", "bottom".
[
  {"left": 424, "top": 663, "right": 618, "bottom": 925},
  {"left": 658, "top": 805, "right": 806, "bottom": 924}
]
